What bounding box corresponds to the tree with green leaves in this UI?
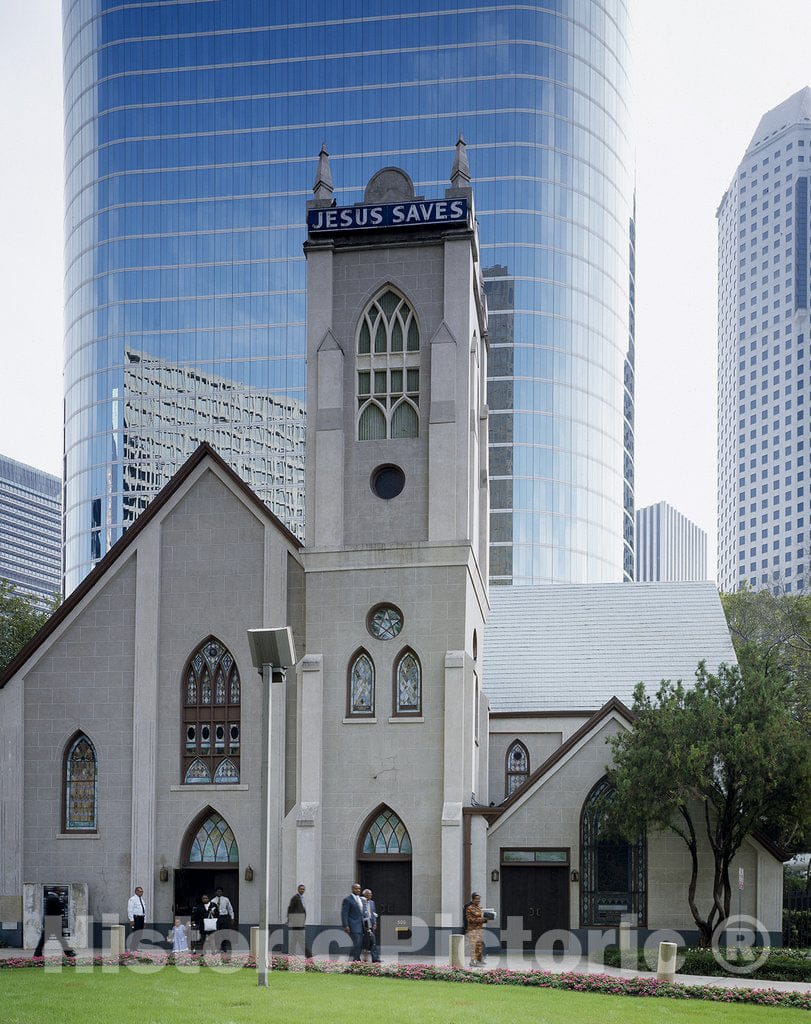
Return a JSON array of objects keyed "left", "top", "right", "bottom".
[
  {"left": 607, "top": 651, "right": 811, "bottom": 948},
  {"left": 0, "top": 581, "right": 59, "bottom": 671}
]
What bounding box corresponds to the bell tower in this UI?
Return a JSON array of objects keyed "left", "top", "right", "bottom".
[{"left": 296, "top": 142, "right": 490, "bottom": 934}]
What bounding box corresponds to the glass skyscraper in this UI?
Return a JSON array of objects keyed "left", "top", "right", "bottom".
[
  {"left": 0, "top": 454, "right": 62, "bottom": 607},
  {"left": 63, "top": 0, "right": 635, "bottom": 592},
  {"left": 717, "top": 87, "right": 811, "bottom": 593}
]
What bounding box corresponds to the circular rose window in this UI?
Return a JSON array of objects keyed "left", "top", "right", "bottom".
[
  {"left": 367, "top": 604, "right": 404, "bottom": 641},
  {"left": 371, "top": 464, "right": 405, "bottom": 500}
]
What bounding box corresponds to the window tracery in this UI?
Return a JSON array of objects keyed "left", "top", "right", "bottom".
[
  {"left": 348, "top": 650, "right": 375, "bottom": 717},
  {"left": 357, "top": 288, "right": 420, "bottom": 440},
  {"left": 394, "top": 649, "right": 421, "bottom": 715},
  {"left": 64, "top": 733, "right": 98, "bottom": 832},
  {"left": 505, "top": 739, "right": 530, "bottom": 796},
  {"left": 182, "top": 638, "right": 241, "bottom": 784}
]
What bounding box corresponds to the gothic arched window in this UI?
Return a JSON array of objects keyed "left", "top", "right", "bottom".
[
  {"left": 347, "top": 649, "right": 375, "bottom": 718},
  {"left": 580, "top": 777, "right": 646, "bottom": 926},
  {"left": 393, "top": 648, "right": 421, "bottom": 716},
  {"left": 182, "top": 637, "right": 241, "bottom": 785},
  {"left": 359, "top": 807, "right": 412, "bottom": 856},
  {"left": 63, "top": 732, "right": 98, "bottom": 832},
  {"left": 505, "top": 740, "right": 530, "bottom": 796},
  {"left": 184, "top": 810, "right": 239, "bottom": 864},
  {"left": 357, "top": 288, "right": 420, "bottom": 440}
]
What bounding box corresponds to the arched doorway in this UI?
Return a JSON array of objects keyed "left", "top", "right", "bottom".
[
  {"left": 356, "top": 806, "right": 412, "bottom": 927},
  {"left": 174, "top": 808, "right": 240, "bottom": 919}
]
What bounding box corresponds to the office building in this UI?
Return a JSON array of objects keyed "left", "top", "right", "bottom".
[
  {"left": 635, "top": 501, "right": 707, "bottom": 582},
  {"left": 0, "top": 454, "right": 61, "bottom": 606},
  {"left": 717, "top": 87, "right": 811, "bottom": 593},
  {"left": 63, "top": 0, "right": 636, "bottom": 591}
]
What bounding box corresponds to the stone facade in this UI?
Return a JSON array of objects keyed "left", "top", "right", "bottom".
[{"left": 0, "top": 155, "right": 785, "bottom": 949}]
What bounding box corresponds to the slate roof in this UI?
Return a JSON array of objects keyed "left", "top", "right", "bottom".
[
  {"left": 483, "top": 581, "right": 736, "bottom": 712},
  {"left": 746, "top": 86, "right": 811, "bottom": 153}
]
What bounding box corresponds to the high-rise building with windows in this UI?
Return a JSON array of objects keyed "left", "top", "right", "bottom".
[
  {"left": 63, "top": 0, "right": 635, "bottom": 592},
  {"left": 717, "top": 87, "right": 811, "bottom": 594},
  {"left": 635, "top": 501, "right": 707, "bottom": 583},
  {"left": 0, "top": 454, "right": 61, "bottom": 606}
]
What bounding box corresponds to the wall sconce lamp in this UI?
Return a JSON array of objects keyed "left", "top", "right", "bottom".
[
  {"left": 244, "top": 865, "right": 254, "bottom": 882},
  {"left": 159, "top": 866, "right": 169, "bottom": 883},
  {"left": 490, "top": 869, "right": 499, "bottom": 882},
  {"left": 570, "top": 870, "right": 579, "bottom": 883}
]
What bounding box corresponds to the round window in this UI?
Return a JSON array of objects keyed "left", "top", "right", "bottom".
[
  {"left": 367, "top": 604, "right": 404, "bottom": 641},
  {"left": 371, "top": 464, "right": 405, "bottom": 500}
]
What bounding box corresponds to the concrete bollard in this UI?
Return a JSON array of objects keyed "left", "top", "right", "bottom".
[
  {"left": 619, "top": 921, "right": 632, "bottom": 953},
  {"left": 108, "top": 924, "right": 126, "bottom": 957},
  {"left": 449, "top": 933, "right": 465, "bottom": 968},
  {"left": 657, "top": 941, "right": 677, "bottom": 982},
  {"left": 250, "top": 926, "right": 261, "bottom": 961}
]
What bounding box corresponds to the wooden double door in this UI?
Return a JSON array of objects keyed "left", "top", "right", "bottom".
[
  {"left": 173, "top": 868, "right": 239, "bottom": 920},
  {"left": 500, "top": 864, "right": 569, "bottom": 949},
  {"left": 358, "top": 860, "right": 412, "bottom": 938}
]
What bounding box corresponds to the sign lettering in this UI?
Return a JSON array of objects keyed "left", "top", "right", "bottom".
[{"left": 308, "top": 198, "right": 468, "bottom": 233}]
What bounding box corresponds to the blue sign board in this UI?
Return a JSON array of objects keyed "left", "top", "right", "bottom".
[{"left": 308, "top": 197, "right": 468, "bottom": 233}]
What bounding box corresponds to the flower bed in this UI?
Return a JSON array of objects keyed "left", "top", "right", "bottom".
[{"left": 0, "top": 952, "right": 808, "bottom": 1010}]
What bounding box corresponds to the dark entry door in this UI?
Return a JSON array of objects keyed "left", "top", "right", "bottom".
[
  {"left": 500, "top": 866, "right": 569, "bottom": 949},
  {"left": 174, "top": 868, "right": 239, "bottom": 920},
  {"left": 358, "top": 861, "right": 412, "bottom": 934}
]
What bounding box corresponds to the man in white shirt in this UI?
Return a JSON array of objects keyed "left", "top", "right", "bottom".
[
  {"left": 127, "top": 886, "right": 146, "bottom": 934},
  {"left": 212, "top": 886, "right": 235, "bottom": 956}
]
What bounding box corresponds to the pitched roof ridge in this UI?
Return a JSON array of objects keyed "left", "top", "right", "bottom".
[{"left": 0, "top": 443, "right": 302, "bottom": 689}]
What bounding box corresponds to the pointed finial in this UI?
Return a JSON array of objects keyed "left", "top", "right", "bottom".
[
  {"left": 313, "top": 143, "right": 334, "bottom": 202},
  {"left": 450, "top": 134, "right": 471, "bottom": 187}
]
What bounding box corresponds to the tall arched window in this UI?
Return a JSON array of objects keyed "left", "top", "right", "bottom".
[
  {"left": 182, "top": 637, "right": 241, "bottom": 785},
  {"left": 505, "top": 740, "right": 530, "bottom": 796},
  {"left": 393, "top": 648, "right": 421, "bottom": 716},
  {"left": 63, "top": 732, "right": 98, "bottom": 832},
  {"left": 580, "top": 777, "right": 646, "bottom": 926},
  {"left": 357, "top": 288, "right": 420, "bottom": 440},
  {"left": 347, "top": 649, "right": 375, "bottom": 718}
]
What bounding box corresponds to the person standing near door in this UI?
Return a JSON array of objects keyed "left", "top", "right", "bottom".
[
  {"left": 465, "top": 892, "right": 485, "bottom": 967},
  {"left": 212, "top": 887, "right": 234, "bottom": 957},
  {"left": 340, "top": 882, "right": 365, "bottom": 961},
  {"left": 127, "top": 886, "right": 147, "bottom": 936}
]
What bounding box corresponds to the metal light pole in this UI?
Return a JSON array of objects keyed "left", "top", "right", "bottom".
[{"left": 247, "top": 627, "right": 296, "bottom": 987}]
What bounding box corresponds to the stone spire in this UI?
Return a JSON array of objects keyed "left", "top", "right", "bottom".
[
  {"left": 312, "top": 143, "right": 334, "bottom": 205},
  {"left": 450, "top": 134, "right": 471, "bottom": 187}
]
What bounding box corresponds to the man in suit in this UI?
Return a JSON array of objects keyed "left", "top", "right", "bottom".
[
  {"left": 340, "top": 882, "right": 366, "bottom": 961},
  {"left": 126, "top": 886, "right": 147, "bottom": 937},
  {"left": 286, "top": 883, "right": 311, "bottom": 957},
  {"left": 361, "top": 888, "right": 381, "bottom": 963}
]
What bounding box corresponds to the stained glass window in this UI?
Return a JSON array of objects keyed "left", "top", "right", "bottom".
[
  {"left": 361, "top": 809, "right": 412, "bottom": 856},
  {"left": 182, "top": 638, "right": 241, "bottom": 784},
  {"left": 64, "top": 734, "right": 97, "bottom": 832},
  {"left": 187, "top": 812, "right": 239, "bottom": 863},
  {"left": 395, "top": 650, "right": 421, "bottom": 715},
  {"left": 505, "top": 740, "right": 530, "bottom": 796},
  {"left": 580, "top": 777, "right": 646, "bottom": 927},
  {"left": 368, "top": 605, "right": 403, "bottom": 640},
  {"left": 357, "top": 288, "right": 420, "bottom": 440},
  {"left": 349, "top": 651, "right": 375, "bottom": 716}
]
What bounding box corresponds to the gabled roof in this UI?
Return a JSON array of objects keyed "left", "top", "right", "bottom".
[
  {"left": 0, "top": 443, "right": 302, "bottom": 689},
  {"left": 747, "top": 86, "right": 811, "bottom": 154},
  {"left": 483, "top": 581, "right": 736, "bottom": 712},
  {"left": 471, "top": 696, "right": 789, "bottom": 861},
  {"left": 488, "top": 696, "right": 632, "bottom": 821}
]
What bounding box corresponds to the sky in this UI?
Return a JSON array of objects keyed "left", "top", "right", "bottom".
[{"left": 1, "top": 0, "right": 809, "bottom": 579}]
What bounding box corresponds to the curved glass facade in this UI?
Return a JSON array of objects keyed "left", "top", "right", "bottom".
[{"left": 63, "top": 0, "right": 635, "bottom": 591}]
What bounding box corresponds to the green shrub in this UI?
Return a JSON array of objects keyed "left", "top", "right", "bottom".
[{"left": 597, "top": 945, "right": 811, "bottom": 982}]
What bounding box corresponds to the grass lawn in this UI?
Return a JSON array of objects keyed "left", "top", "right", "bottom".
[{"left": 0, "top": 968, "right": 806, "bottom": 1024}]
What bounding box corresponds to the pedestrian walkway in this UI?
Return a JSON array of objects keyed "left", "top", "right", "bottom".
[{"left": 2, "top": 944, "right": 809, "bottom": 994}]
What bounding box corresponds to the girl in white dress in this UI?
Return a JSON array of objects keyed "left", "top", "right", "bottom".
[{"left": 168, "top": 916, "right": 190, "bottom": 953}]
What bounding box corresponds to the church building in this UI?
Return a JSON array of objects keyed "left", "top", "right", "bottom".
[{"left": 0, "top": 144, "right": 784, "bottom": 951}]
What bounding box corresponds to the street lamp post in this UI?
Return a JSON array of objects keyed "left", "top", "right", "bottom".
[{"left": 247, "top": 626, "right": 297, "bottom": 987}]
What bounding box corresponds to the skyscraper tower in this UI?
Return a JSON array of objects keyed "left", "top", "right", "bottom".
[
  {"left": 717, "top": 87, "right": 811, "bottom": 593},
  {"left": 62, "top": 1, "right": 635, "bottom": 592}
]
